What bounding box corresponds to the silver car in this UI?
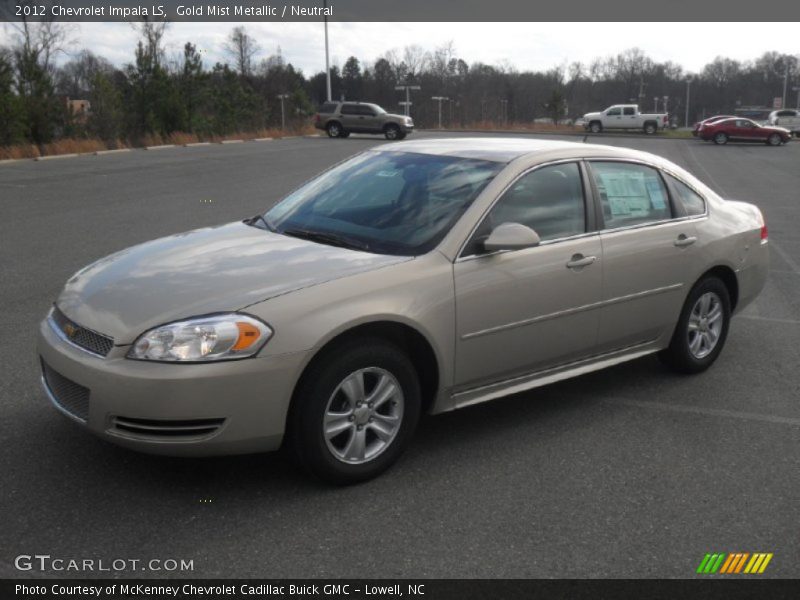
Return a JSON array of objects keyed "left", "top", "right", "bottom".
[{"left": 38, "top": 138, "right": 769, "bottom": 483}]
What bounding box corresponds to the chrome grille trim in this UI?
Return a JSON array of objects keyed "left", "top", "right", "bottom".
[
  {"left": 49, "top": 306, "right": 114, "bottom": 358},
  {"left": 111, "top": 416, "right": 226, "bottom": 440}
]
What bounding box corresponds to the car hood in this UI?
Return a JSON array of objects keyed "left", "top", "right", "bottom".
[
  {"left": 56, "top": 221, "right": 410, "bottom": 344},
  {"left": 386, "top": 112, "right": 410, "bottom": 121},
  {"left": 583, "top": 111, "right": 601, "bottom": 119}
]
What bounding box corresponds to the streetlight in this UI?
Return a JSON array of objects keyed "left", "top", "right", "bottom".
[
  {"left": 685, "top": 77, "right": 692, "bottom": 128},
  {"left": 395, "top": 84, "right": 421, "bottom": 117},
  {"left": 431, "top": 96, "right": 449, "bottom": 129},
  {"left": 323, "top": 0, "right": 331, "bottom": 102},
  {"left": 654, "top": 97, "right": 659, "bottom": 112},
  {"left": 277, "top": 94, "right": 289, "bottom": 129}
]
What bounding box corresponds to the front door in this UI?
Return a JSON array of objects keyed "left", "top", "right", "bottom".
[{"left": 454, "top": 162, "right": 603, "bottom": 389}]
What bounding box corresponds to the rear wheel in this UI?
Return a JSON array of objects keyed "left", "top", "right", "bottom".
[
  {"left": 290, "top": 339, "right": 421, "bottom": 484},
  {"left": 767, "top": 133, "right": 782, "bottom": 146},
  {"left": 384, "top": 124, "right": 401, "bottom": 140},
  {"left": 589, "top": 121, "right": 602, "bottom": 134},
  {"left": 326, "top": 122, "right": 343, "bottom": 138},
  {"left": 713, "top": 132, "right": 728, "bottom": 145},
  {"left": 644, "top": 122, "right": 657, "bottom": 135},
  {"left": 659, "top": 277, "right": 731, "bottom": 374}
]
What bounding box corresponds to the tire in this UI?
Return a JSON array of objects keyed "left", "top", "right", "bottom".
[
  {"left": 589, "top": 121, "right": 602, "bottom": 134},
  {"left": 326, "top": 121, "right": 343, "bottom": 138},
  {"left": 289, "top": 338, "right": 421, "bottom": 484},
  {"left": 396, "top": 131, "right": 407, "bottom": 141},
  {"left": 713, "top": 132, "right": 728, "bottom": 145},
  {"left": 659, "top": 276, "right": 731, "bottom": 374},
  {"left": 340, "top": 131, "right": 351, "bottom": 138},
  {"left": 766, "top": 133, "right": 782, "bottom": 146},
  {"left": 644, "top": 122, "right": 657, "bottom": 135},
  {"left": 384, "top": 124, "right": 401, "bottom": 140}
]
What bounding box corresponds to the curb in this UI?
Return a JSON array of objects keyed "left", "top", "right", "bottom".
[
  {"left": 145, "top": 144, "right": 176, "bottom": 150},
  {"left": 184, "top": 142, "right": 211, "bottom": 147},
  {"left": 221, "top": 139, "right": 244, "bottom": 144},
  {"left": 35, "top": 153, "right": 80, "bottom": 161},
  {"left": 252, "top": 137, "right": 273, "bottom": 142},
  {"left": 95, "top": 149, "right": 131, "bottom": 155}
]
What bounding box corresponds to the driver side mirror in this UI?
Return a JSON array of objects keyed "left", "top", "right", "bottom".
[{"left": 483, "top": 222, "right": 541, "bottom": 253}]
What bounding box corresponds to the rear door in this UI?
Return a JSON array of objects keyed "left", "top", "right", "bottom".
[
  {"left": 339, "top": 103, "right": 360, "bottom": 131},
  {"left": 623, "top": 106, "right": 638, "bottom": 129},
  {"left": 453, "top": 161, "right": 603, "bottom": 390},
  {"left": 587, "top": 160, "right": 701, "bottom": 352}
]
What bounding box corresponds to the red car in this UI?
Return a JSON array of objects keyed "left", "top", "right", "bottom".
[
  {"left": 698, "top": 118, "right": 791, "bottom": 145},
  {"left": 692, "top": 115, "right": 735, "bottom": 137}
]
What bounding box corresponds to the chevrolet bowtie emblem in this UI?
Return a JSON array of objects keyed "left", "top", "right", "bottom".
[{"left": 63, "top": 322, "right": 78, "bottom": 338}]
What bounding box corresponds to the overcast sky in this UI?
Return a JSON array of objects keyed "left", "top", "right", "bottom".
[{"left": 1, "top": 22, "right": 797, "bottom": 75}]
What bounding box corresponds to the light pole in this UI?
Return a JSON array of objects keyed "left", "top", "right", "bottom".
[
  {"left": 277, "top": 94, "right": 289, "bottom": 129},
  {"left": 431, "top": 96, "right": 449, "bottom": 129},
  {"left": 685, "top": 77, "right": 692, "bottom": 128},
  {"left": 395, "top": 84, "right": 421, "bottom": 117},
  {"left": 323, "top": 0, "right": 331, "bottom": 102},
  {"left": 782, "top": 62, "right": 789, "bottom": 110},
  {"left": 654, "top": 97, "right": 659, "bottom": 112}
]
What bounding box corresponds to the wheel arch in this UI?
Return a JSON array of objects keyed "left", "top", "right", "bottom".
[
  {"left": 696, "top": 265, "right": 739, "bottom": 311},
  {"left": 286, "top": 319, "right": 442, "bottom": 431}
]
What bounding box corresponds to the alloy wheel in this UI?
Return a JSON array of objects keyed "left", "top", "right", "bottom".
[
  {"left": 323, "top": 367, "right": 404, "bottom": 464},
  {"left": 687, "top": 292, "right": 724, "bottom": 359}
]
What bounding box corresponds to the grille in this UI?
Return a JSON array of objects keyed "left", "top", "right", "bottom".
[
  {"left": 112, "top": 416, "right": 225, "bottom": 439},
  {"left": 50, "top": 306, "right": 114, "bottom": 357},
  {"left": 41, "top": 360, "right": 90, "bottom": 421}
]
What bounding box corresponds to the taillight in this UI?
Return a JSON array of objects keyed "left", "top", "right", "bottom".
[
  {"left": 760, "top": 224, "right": 768, "bottom": 242},
  {"left": 314, "top": 114, "right": 320, "bottom": 123}
]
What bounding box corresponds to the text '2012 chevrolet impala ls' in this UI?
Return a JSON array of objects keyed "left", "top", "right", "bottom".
[{"left": 38, "top": 138, "right": 768, "bottom": 483}]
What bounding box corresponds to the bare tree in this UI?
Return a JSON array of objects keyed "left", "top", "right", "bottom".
[{"left": 225, "top": 26, "right": 261, "bottom": 75}]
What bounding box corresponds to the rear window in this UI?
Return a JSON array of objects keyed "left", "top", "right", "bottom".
[
  {"left": 319, "top": 102, "right": 338, "bottom": 114},
  {"left": 666, "top": 174, "right": 706, "bottom": 217}
]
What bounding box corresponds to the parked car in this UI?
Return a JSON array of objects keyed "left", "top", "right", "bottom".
[
  {"left": 314, "top": 101, "right": 413, "bottom": 140},
  {"left": 768, "top": 109, "right": 800, "bottom": 135},
  {"left": 692, "top": 115, "right": 736, "bottom": 137},
  {"left": 39, "top": 138, "right": 769, "bottom": 483},
  {"left": 583, "top": 104, "right": 669, "bottom": 134},
  {"left": 698, "top": 117, "right": 791, "bottom": 145}
]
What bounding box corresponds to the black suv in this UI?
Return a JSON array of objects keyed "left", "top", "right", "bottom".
[{"left": 314, "top": 102, "right": 414, "bottom": 140}]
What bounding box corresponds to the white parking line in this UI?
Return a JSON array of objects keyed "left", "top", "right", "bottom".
[
  {"left": 737, "top": 314, "right": 800, "bottom": 325},
  {"left": 603, "top": 397, "right": 800, "bottom": 427},
  {"left": 770, "top": 242, "right": 800, "bottom": 276}
]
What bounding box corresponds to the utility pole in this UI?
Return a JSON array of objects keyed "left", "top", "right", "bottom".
[
  {"left": 685, "top": 77, "right": 692, "bottom": 128},
  {"left": 277, "top": 94, "right": 289, "bottom": 129},
  {"left": 431, "top": 96, "right": 449, "bottom": 129},
  {"left": 654, "top": 97, "right": 659, "bottom": 112},
  {"left": 395, "top": 84, "right": 421, "bottom": 117},
  {"left": 782, "top": 62, "right": 789, "bottom": 110},
  {"left": 323, "top": 0, "right": 331, "bottom": 102}
]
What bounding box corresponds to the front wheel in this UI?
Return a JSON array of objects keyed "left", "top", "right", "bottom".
[
  {"left": 290, "top": 339, "right": 421, "bottom": 484},
  {"left": 384, "top": 124, "right": 401, "bottom": 140},
  {"left": 659, "top": 277, "right": 731, "bottom": 374},
  {"left": 713, "top": 132, "right": 728, "bottom": 145},
  {"left": 766, "top": 133, "right": 782, "bottom": 146},
  {"left": 589, "top": 121, "right": 602, "bottom": 134}
]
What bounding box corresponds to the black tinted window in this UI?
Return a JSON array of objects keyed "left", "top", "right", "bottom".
[
  {"left": 667, "top": 174, "right": 706, "bottom": 217},
  {"left": 607, "top": 108, "right": 621, "bottom": 116},
  {"left": 482, "top": 163, "right": 586, "bottom": 244},
  {"left": 623, "top": 107, "right": 635, "bottom": 116},
  {"left": 340, "top": 104, "right": 359, "bottom": 115},
  {"left": 590, "top": 162, "right": 672, "bottom": 228}
]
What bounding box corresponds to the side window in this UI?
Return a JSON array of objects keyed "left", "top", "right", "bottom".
[
  {"left": 340, "top": 104, "right": 358, "bottom": 115},
  {"left": 666, "top": 174, "right": 706, "bottom": 217},
  {"left": 606, "top": 108, "right": 621, "bottom": 116},
  {"left": 467, "top": 163, "right": 585, "bottom": 254},
  {"left": 319, "top": 102, "right": 338, "bottom": 114},
  {"left": 590, "top": 162, "right": 672, "bottom": 229},
  {"left": 623, "top": 107, "right": 635, "bottom": 116},
  {"left": 357, "top": 105, "right": 376, "bottom": 116}
]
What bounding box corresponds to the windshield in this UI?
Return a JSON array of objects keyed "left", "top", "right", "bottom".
[{"left": 264, "top": 151, "right": 503, "bottom": 256}]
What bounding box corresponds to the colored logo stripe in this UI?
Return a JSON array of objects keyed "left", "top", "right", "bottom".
[{"left": 697, "top": 553, "right": 773, "bottom": 574}]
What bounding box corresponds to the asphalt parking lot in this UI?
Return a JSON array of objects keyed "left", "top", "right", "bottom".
[{"left": 1, "top": 132, "right": 798, "bottom": 579}]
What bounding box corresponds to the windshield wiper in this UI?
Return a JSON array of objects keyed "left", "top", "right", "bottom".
[
  {"left": 245, "top": 214, "right": 276, "bottom": 232},
  {"left": 281, "top": 228, "right": 372, "bottom": 252}
]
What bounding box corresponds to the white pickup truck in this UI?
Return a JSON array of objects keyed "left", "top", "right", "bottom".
[{"left": 583, "top": 104, "right": 669, "bottom": 134}]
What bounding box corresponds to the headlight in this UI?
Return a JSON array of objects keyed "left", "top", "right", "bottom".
[
  {"left": 405, "top": 118, "right": 413, "bottom": 126},
  {"left": 127, "top": 314, "right": 272, "bottom": 362}
]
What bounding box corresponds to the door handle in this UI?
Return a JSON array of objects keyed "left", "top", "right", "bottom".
[
  {"left": 566, "top": 254, "right": 597, "bottom": 269},
  {"left": 674, "top": 234, "right": 697, "bottom": 248}
]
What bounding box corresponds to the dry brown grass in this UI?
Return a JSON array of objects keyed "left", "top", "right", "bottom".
[{"left": 0, "top": 123, "right": 319, "bottom": 160}]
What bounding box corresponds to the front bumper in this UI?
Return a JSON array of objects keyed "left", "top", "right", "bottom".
[{"left": 37, "top": 317, "right": 308, "bottom": 456}]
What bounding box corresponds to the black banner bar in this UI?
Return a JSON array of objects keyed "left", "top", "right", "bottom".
[{"left": 2, "top": 0, "right": 800, "bottom": 22}]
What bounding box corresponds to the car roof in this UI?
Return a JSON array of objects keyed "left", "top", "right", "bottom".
[{"left": 374, "top": 137, "right": 651, "bottom": 163}]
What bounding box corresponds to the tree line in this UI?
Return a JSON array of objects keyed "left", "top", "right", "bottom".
[{"left": 1, "top": 21, "right": 798, "bottom": 150}]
